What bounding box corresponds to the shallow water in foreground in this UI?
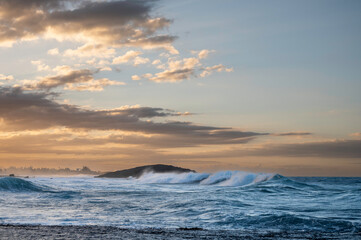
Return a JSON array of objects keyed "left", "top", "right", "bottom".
[
  {"left": 1, "top": 225, "right": 360, "bottom": 240},
  {"left": 0, "top": 171, "right": 360, "bottom": 237}
]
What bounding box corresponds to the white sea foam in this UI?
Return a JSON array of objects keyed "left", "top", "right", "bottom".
[
  {"left": 136, "top": 171, "right": 209, "bottom": 184},
  {"left": 135, "top": 170, "right": 275, "bottom": 186},
  {"left": 216, "top": 172, "right": 275, "bottom": 186}
]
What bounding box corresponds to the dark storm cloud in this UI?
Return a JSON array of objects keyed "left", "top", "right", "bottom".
[
  {"left": 0, "top": 0, "right": 175, "bottom": 49},
  {"left": 0, "top": 87, "right": 265, "bottom": 145}
]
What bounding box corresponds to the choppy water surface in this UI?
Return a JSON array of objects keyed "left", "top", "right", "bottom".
[{"left": 0, "top": 171, "right": 360, "bottom": 234}]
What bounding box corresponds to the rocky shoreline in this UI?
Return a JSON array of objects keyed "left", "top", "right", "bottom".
[{"left": 97, "top": 164, "right": 195, "bottom": 178}]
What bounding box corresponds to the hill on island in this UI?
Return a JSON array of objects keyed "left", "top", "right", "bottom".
[{"left": 97, "top": 164, "right": 195, "bottom": 178}]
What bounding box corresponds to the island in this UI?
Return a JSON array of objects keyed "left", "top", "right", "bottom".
[{"left": 96, "top": 164, "right": 195, "bottom": 178}]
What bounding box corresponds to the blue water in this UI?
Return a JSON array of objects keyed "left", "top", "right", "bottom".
[{"left": 0, "top": 171, "right": 360, "bottom": 233}]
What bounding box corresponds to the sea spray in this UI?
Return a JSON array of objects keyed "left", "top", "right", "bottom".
[
  {"left": 136, "top": 171, "right": 209, "bottom": 184},
  {"left": 135, "top": 170, "right": 276, "bottom": 186}
]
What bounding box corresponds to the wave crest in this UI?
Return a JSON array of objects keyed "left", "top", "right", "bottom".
[
  {"left": 0, "top": 177, "right": 44, "bottom": 192},
  {"left": 136, "top": 171, "right": 276, "bottom": 186}
]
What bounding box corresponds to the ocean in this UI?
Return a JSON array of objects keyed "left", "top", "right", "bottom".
[{"left": 0, "top": 171, "right": 360, "bottom": 239}]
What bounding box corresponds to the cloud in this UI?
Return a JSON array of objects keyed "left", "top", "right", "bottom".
[
  {"left": 133, "top": 56, "right": 150, "bottom": 66},
  {"left": 191, "top": 49, "right": 215, "bottom": 59},
  {"left": 350, "top": 132, "right": 361, "bottom": 137},
  {"left": 182, "top": 139, "right": 361, "bottom": 159},
  {"left": 112, "top": 50, "right": 149, "bottom": 66},
  {"left": 0, "top": 74, "right": 14, "bottom": 81},
  {"left": 112, "top": 50, "right": 142, "bottom": 64},
  {"left": 64, "top": 78, "right": 125, "bottom": 92},
  {"left": 22, "top": 67, "right": 124, "bottom": 91},
  {"left": 131, "top": 75, "right": 141, "bottom": 81},
  {"left": 274, "top": 132, "right": 312, "bottom": 136},
  {"left": 251, "top": 140, "right": 361, "bottom": 158},
  {"left": 0, "top": 1, "right": 232, "bottom": 86},
  {"left": 99, "top": 66, "right": 112, "bottom": 72},
  {"left": 0, "top": 0, "right": 177, "bottom": 52},
  {"left": 64, "top": 44, "right": 115, "bottom": 58},
  {"left": 0, "top": 132, "right": 168, "bottom": 161},
  {"left": 47, "top": 48, "right": 59, "bottom": 55},
  {"left": 132, "top": 73, "right": 153, "bottom": 81},
  {"left": 31, "top": 60, "right": 51, "bottom": 72},
  {"left": 152, "top": 59, "right": 161, "bottom": 65},
  {"left": 149, "top": 57, "right": 200, "bottom": 82},
  {"left": 150, "top": 68, "right": 195, "bottom": 83},
  {"left": 142, "top": 73, "right": 153, "bottom": 79},
  {"left": 200, "top": 64, "right": 233, "bottom": 77},
  {"left": 0, "top": 130, "right": 258, "bottom": 158},
  {"left": 113, "top": 132, "right": 257, "bottom": 148},
  {"left": 0, "top": 87, "right": 267, "bottom": 146},
  {"left": 141, "top": 54, "right": 233, "bottom": 83}
]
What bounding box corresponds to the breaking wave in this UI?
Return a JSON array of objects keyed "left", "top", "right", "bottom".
[
  {"left": 0, "top": 177, "right": 44, "bottom": 192},
  {"left": 0, "top": 175, "right": 359, "bottom": 233},
  {"left": 136, "top": 171, "right": 277, "bottom": 186}
]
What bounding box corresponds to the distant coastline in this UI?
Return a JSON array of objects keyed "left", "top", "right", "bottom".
[{"left": 0, "top": 166, "right": 101, "bottom": 177}]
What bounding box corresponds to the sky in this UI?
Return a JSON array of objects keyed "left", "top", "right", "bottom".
[{"left": 0, "top": 0, "right": 360, "bottom": 176}]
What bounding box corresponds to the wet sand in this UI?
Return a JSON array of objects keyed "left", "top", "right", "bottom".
[{"left": 0, "top": 225, "right": 360, "bottom": 240}]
